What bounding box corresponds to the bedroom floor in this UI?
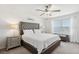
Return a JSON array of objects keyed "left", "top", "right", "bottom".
[
  {"left": 0, "top": 46, "right": 31, "bottom": 54},
  {"left": 0, "top": 42, "right": 79, "bottom": 54},
  {"left": 52, "top": 42, "right": 79, "bottom": 54}
]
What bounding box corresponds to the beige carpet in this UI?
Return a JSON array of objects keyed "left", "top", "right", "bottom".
[
  {"left": 0, "top": 42, "right": 79, "bottom": 54},
  {"left": 52, "top": 42, "right": 79, "bottom": 54},
  {"left": 0, "top": 46, "right": 32, "bottom": 54}
]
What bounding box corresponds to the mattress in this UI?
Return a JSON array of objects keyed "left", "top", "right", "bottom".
[{"left": 22, "top": 33, "right": 60, "bottom": 53}]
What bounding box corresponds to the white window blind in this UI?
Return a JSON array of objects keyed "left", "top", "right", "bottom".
[{"left": 52, "top": 18, "right": 70, "bottom": 35}]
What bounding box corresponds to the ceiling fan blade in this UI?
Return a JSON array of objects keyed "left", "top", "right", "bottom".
[
  {"left": 51, "top": 10, "right": 61, "bottom": 12},
  {"left": 40, "top": 13, "right": 45, "bottom": 16},
  {"left": 36, "top": 9, "right": 45, "bottom": 12}
]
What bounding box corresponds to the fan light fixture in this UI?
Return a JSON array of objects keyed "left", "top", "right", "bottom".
[{"left": 36, "top": 4, "right": 61, "bottom": 16}]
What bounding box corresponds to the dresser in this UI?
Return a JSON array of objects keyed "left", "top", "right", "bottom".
[{"left": 6, "top": 36, "right": 21, "bottom": 50}]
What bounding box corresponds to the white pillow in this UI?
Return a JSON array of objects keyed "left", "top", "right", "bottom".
[
  {"left": 23, "top": 30, "right": 33, "bottom": 34},
  {"left": 35, "top": 29, "right": 41, "bottom": 34}
]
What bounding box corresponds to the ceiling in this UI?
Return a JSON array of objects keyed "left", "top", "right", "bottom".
[{"left": 0, "top": 4, "right": 79, "bottom": 19}]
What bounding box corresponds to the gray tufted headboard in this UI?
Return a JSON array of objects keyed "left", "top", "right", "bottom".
[{"left": 19, "top": 21, "right": 40, "bottom": 35}]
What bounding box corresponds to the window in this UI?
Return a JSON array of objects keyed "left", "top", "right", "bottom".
[{"left": 52, "top": 18, "right": 70, "bottom": 35}]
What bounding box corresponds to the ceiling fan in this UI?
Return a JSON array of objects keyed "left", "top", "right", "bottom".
[{"left": 36, "top": 4, "right": 61, "bottom": 16}]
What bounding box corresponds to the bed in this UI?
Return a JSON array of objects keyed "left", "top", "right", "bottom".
[{"left": 19, "top": 22, "right": 60, "bottom": 54}]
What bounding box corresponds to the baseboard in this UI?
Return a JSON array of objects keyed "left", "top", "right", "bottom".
[{"left": 0, "top": 48, "right": 6, "bottom": 51}]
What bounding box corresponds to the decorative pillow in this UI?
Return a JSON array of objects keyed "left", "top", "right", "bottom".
[
  {"left": 23, "top": 30, "right": 33, "bottom": 34},
  {"left": 34, "top": 29, "right": 41, "bottom": 34}
]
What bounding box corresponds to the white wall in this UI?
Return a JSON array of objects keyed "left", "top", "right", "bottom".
[
  {"left": 43, "top": 12, "right": 79, "bottom": 43},
  {"left": 43, "top": 19, "right": 52, "bottom": 33},
  {"left": 0, "top": 17, "right": 43, "bottom": 49}
]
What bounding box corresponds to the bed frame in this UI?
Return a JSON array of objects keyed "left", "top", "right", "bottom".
[
  {"left": 19, "top": 21, "right": 60, "bottom": 54},
  {"left": 21, "top": 39, "right": 38, "bottom": 54},
  {"left": 19, "top": 21, "right": 39, "bottom": 35},
  {"left": 21, "top": 39, "right": 60, "bottom": 54},
  {"left": 41, "top": 40, "right": 60, "bottom": 54}
]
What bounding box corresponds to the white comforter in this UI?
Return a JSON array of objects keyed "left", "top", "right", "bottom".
[{"left": 22, "top": 33, "right": 60, "bottom": 53}]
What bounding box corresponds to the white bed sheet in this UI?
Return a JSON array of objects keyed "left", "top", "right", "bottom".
[{"left": 22, "top": 33, "right": 60, "bottom": 53}]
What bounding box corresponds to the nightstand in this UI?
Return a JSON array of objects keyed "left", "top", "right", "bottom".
[
  {"left": 6, "top": 36, "right": 21, "bottom": 50},
  {"left": 59, "top": 35, "right": 70, "bottom": 42}
]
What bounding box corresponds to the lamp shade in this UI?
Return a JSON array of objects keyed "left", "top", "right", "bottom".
[{"left": 9, "top": 24, "right": 18, "bottom": 29}]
